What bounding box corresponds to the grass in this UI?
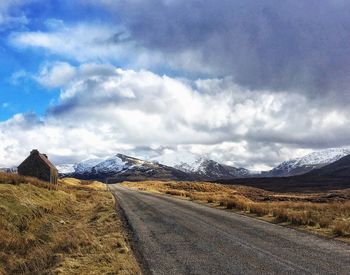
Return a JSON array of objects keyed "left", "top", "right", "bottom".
[
  {"left": 0, "top": 173, "right": 140, "bottom": 274},
  {"left": 122, "top": 180, "right": 350, "bottom": 240}
]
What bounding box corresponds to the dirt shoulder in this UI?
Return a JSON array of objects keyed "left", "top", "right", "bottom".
[{"left": 0, "top": 173, "right": 141, "bottom": 274}]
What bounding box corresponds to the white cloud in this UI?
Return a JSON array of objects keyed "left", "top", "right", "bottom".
[
  {"left": 1, "top": 62, "right": 350, "bottom": 169},
  {"left": 9, "top": 21, "right": 164, "bottom": 69},
  {"left": 0, "top": 0, "right": 29, "bottom": 30},
  {"left": 10, "top": 70, "right": 28, "bottom": 84},
  {"left": 8, "top": 20, "right": 217, "bottom": 75},
  {"left": 36, "top": 62, "right": 77, "bottom": 88}
]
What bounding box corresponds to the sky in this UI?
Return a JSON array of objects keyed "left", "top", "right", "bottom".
[{"left": 1, "top": 0, "right": 350, "bottom": 170}]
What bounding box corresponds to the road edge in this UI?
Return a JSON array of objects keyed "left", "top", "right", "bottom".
[{"left": 110, "top": 185, "right": 152, "bottom": 275}]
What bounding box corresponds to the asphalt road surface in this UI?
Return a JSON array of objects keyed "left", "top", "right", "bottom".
[{"left": 110, "top": 184, "right": 350, "bottom": 275}]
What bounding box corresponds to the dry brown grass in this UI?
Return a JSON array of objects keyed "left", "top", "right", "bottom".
[
  {"left": 0, "top": 172, "right": 56, "bottom": 189},
  {"left": 0, "top": 173, "right": 140, "bottom": 274},
  {"left": 123, "top": 180, "right": 350, "bottom": 240}
]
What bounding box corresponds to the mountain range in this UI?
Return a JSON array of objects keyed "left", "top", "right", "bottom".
[
  {"left": 307, "top": 154, "right": 350, "bottom": 178},
  {"left": 59, "top": 154, "right": 194, "bottom": 182},
  {"left": 0, "top": 167, "right": 17, "bottom": 173},
  {"left": 151, "top": 153, "right": 251, "bottom": 179},
  {"left": 216, "top": 152, "right": 350, "bottom": 192},
  {"left": 3, "top": 147, "right": 350, "bottom": 183},
  {"left": 56, "top": 148, "right": 350, "bottom": 182},
  {"left": 57, "top": 153, "right": 251, "bottom": 182},
  {"left": 263, "top": 148, "right": 350, "bottom": 177}
]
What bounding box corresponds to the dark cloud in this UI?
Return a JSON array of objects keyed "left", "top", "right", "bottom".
[{"left": 99, "top": 0, "right": 350, "bottom": 98}]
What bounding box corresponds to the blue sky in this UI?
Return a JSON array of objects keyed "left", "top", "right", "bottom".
[
  {"left": 0, "top": 1, "right": 111, "bottom": 120},
  {"left": 1, "top": 0, "right": 350, "bottom": 169}
]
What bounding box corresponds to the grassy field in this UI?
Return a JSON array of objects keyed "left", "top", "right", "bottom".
[
  {"left": 123, "top": 180, "right": 350, "bottom": 241},
  {"left": 0, "top": 173, "right": 140, "bottom": 275}
]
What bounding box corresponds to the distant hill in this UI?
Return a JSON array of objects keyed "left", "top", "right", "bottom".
[
  {"left": 60, "top": 153, "right": 252, "bottom": 182},
  {"left": 0, "top": 167, "right": 17, "bottom": 173},
  {"left": 174, "top": 158, "right": 250, "bottom": 179},
  {"left": 264, "top": 148, "right": 350, "bottom": 177},
  {"left": 66, "top": 154, "right": 195, "bottom": 182},
  {"left": 56, "top": 148, "right": 350, "bottom": 188},
  {"left": 306, "top": 155, "right": 350, "bottom": 177},
  {"left": 217, "top": 154, "right": 350, "bottom": 192},
  {"left": 151, "top": 152, "right": 251, "bottom": 179}
]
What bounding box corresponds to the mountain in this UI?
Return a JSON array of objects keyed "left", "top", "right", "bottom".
[
  {"left": 62, "top": 152, "right": 250, "bottom": 182},
  {"left": 74, "top": 157, "right": 106, "bottom": 174},
  {"left": 221, "top": 154, "right": 350, "bottom": 192},
  {"left": 0, "top": 167, "right": 17, "bottom": 173},
  {"left": 59, "top": 148, "right": 350, "bottom": 183},
  {"left": 56, "top": 164, "right": 75, "bottom": 174},
  {"left": 174, "top": 158, "right": 250, "bottom": 179},
  {"left": 67, "top": 154, "right": 194, "bottom": 182},
  {"left": 151, "top": 153, "right": 250, "bottom": 179},
  {"left": 307, "top": 155, "right": 350, "bottom": 177},
  {"left": 266, "top": 148, "right": 350, "bottom": 177}
]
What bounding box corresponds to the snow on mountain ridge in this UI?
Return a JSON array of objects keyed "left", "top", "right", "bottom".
[
  {"left": 151, "top": 151, "right": 199, "bottom": 168},
  {"left": 74, "top": 157, "right": 107, "bottom": 174},
  {"left": 56, "top": 163, "right": 75, "bottom": 174},
  {"left": 69, "top": 154, "right": 154, "bottom": 176},
  {"left": 296, "top": 148, "right": 350, "bottom": 166},
  {"left": 270, "top": 148, "right": 350, "bottom": 176},
  {"left": 93, "top": 155, "right": 127, "bottom": 174},
  {"left": 175, "top": 157, "right": 209, "bottom": 174},
  {"left": 153, "top": 153, "right": 219, "bottom": 175},
  {"left": 144, "top": 151, "right": 250, "bottom": 178}
]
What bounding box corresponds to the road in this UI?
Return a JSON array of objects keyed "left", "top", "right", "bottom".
[{"left": 110, "top": 184, "right": 350, "bottom": 275}]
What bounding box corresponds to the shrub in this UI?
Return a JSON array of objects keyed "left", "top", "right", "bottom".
[
  {"left": 165, "top": 190, "right": 186, "bottom": 196},
  {"left": 333, "top": 220, "right": 350, "bottom": 236},
  {"left": 226, "top": 199, "right": 235, "bottom": 209},
  {"left": 207, "top": 196, "right": 214, "bottom": 203},
  {"left": 189, "top": 193, "right": 206, "bottom": 201},
  {"left": 250, "top": 203, "right": 269, "bottom": 216}
]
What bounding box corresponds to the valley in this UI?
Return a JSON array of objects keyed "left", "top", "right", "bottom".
[
  {"left": 2, "top": 146, "right": 350, "bottom": 274},
  {"left": 3, "top": 2, "right": 350, "bottom": 274}
]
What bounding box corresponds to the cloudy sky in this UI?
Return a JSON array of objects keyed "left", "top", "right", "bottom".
[{"left": 1, "top": 0, "right": 350, "bottom": 170}]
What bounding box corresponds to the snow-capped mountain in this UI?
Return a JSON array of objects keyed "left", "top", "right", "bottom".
[
  {"left": 175, "top": 158, "right": 250, "bottom": 179},
  {"left": 151, "top": 152, "right": 250, "bottom": 179},
  {"left": 67, "top": 154, "right": 193, "bottom": 182},
  {"left": 307, "top": 154, "right": 350, "bottom": 177},
  {"left": 56, "top": 163, "right": 75, "bottom": 174},
  {"left": 57, "top": 158, "right": 107, "bottom": 175},
  {"left": 267, "top": 148, "right": 350, "bottom": 177},
  {"left": 61, "top": 152, "right": 250, "bottom": 182},
  {"left": 74, "top": 157, "right": 107, "bottom": 174},
  {"left": 0, "top": 167, "right": 17, "bottom": 173}
]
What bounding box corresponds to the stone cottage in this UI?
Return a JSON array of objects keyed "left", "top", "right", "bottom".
[{"left": 18, "top": 149, "right": 58, "bottom": 184}]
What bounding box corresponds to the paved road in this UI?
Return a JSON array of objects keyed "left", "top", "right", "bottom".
[{"left": 110, "top": 185, "right": 350, "bottom": 275}]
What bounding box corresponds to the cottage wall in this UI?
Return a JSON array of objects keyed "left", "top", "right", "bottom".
[{"left": 18, "top": 150, "right": 58, "bottom": 184}]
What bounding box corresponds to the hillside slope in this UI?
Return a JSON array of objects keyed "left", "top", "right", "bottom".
[
  {"left": 174, "top": 158, "right": 250, "bottom": 179},
  {"left": 69, "top": 154, "right": 194, "bottom": 182},
  {"left": 266, "top": 148, "right": 350, "bottom": 177},
  {"left": 307, "top": 155, "right": 350, "bottom": 177},
  {"left": 0, "top": 173, "right": 140, "bottom": 274},
  {"left": 152, "top": 152, "right": 250, "bottom": 179}
]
